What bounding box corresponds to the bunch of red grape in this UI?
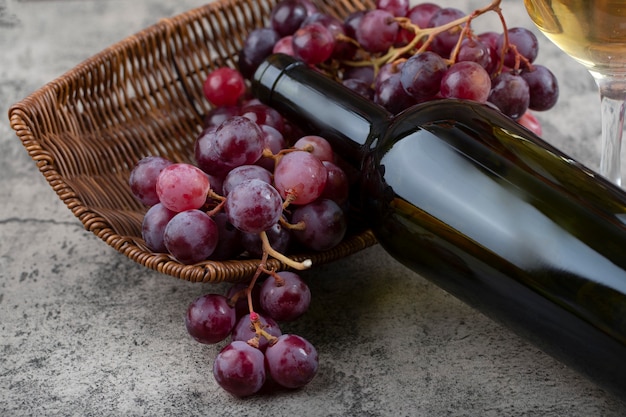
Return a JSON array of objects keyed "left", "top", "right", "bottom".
[
  {"left": 128, "top": 0, "right": 563, "bottom": 398},
  {"left": 185, "top": 271, "right": 317, "bottom": 396},
  {"left": 238, "top": 0, "right": 558, "bottom": 135}
]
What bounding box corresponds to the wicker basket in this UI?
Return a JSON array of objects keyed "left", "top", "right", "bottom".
[{"left": 8, "top": 0, "right": 378, "bottom": 283}]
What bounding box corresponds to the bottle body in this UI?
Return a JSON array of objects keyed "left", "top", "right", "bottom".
[{"left": 253, "top": 54, "right": 626, "bottom": 396}]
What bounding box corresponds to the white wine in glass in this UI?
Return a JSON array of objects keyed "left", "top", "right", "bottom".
[{"left": 524, "top": 0, "right": 626, "bottom": 185}]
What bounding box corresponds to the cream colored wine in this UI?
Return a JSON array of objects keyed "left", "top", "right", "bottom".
[{"left": 524, "top": 0, "right": 626, "bottom": 74}]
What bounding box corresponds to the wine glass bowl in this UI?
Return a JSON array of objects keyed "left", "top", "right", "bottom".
[{"left": 524, "top": 0, "right": 626, "bottom": 185}]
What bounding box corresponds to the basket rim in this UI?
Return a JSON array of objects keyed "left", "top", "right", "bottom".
[{"left": 7, "top": 0, "right": 377, "bottom": 283}]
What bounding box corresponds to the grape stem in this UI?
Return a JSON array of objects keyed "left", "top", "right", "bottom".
[
  {"left": 260, "top": 230, "right": 312, "bottom": 270},
  {"left": 339, "top": 0, "right": 529, "bottom": 76}
]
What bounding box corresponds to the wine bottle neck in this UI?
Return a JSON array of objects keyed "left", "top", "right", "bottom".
[{"left": 252, "top": 54, "right": 390, "bottom": 166}]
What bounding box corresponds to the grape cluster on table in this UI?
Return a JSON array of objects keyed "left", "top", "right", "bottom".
[{"left": 127, "top": 0, "right": 561, "bottom": 397}]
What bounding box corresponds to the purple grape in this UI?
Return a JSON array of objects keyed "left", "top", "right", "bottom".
[
  {"left": 185, "top": 293, "right": 236, "bottom": 344},
  {"left": 375, "top": 73, "right": 418, "bottom": 114},
  {"left": 521, "top": 64, "right": 559, "bottom": 111},
  {"left": 270, "top": 0, "right": 309, "bottom": 37},
  {"left": 489, "top": 72, "right": 530, "bottom": 120},
  {"left": 203, "top": 105, "right": 240, "bottom": 129},
  {"left": 231, "top": 313, "right": 282, "bottom": 351},
  {"left": 225, "top": 179, "right": 284, "bottom": 234},
  {"left": 226, "top": 282, "right": 263, "bottom": 319},
  {"left": 376, "top": 0, "right": 410, "bottom": 17},
  {"left": 194, "top": 127, "right": 234, "bottom": 177},
  {"left": 163, "top": 209, "right": 218, "bottom": 264},
  {"left": 265, "top": 334, "right": 318, "bottom": 389},
  {"left": 291, "top": 199, "right": 347, "bottom": 251},
  {"left": 238, "top": 27, "right": 281, "bottom": 79},
  {"left": 213, "top": 116, "right": 265, "bottom": 167},
  {"left": 260, "top": 272, "right": 311, "bottom": 322},
  {"left": 342, "top": 78, "right": 375, "bottom": 101},
  {"left": 400, "top": 51, "right": 448, "bottom": 100},
  {"left": 141, "top": 203, "right": 176, "bottom": 252},
  {"left": 222, "top": 165, "right": 273, "bottom": 196},
  {"left": 129, "top": 156, "right": 173, "bottom": 206},
  {"left": 257, "top": 124, "right": 286, "bottom": 171},
  {"left": 457, "top": 37, "right": 492, "bottom": 70},
  {"left": 356, "top": 9, "right": 399, "bottom": 53},
  {"left": 497, "top": 27, "right": 539, "bottom": 68},
  {"left": 274, "top": 150, "right": 327, "bottom": 205},
  {"left": 320, "top": 160, "right": 350, "bottom": 205},
  {"left": 240, "top": 103, "right": 285, "bottom": 133},
  {"left": 292, "top": 23, "right": 335, "bottom": 65},
  {"left": 213, "top": 341, "right": 266, "bottom": 397},
  {"left": 427, "top": 7, "right": 466, "bottom": 58},
  {"left": 440, "top": 61, "right": 491, "bottom": 103}
]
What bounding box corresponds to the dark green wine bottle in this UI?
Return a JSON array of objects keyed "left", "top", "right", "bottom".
[{"left": 252, "top": 53, "right": 626, "bottom": 397}]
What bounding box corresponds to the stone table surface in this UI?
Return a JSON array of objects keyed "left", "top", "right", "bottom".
[{"left": 1, "top": 0, "right": 625, "bottom": 416}]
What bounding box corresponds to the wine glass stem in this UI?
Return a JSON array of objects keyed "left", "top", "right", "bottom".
[{"left": 594, "top": 75, "right": 626, "bottom": 186}]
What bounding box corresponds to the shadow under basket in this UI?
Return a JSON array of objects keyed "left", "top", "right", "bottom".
[{"left": 8, "top": 0, "right": 378, "bottom": 283}]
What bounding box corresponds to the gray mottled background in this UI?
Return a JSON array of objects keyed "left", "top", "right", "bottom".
[{"left": 1, "top": 0, "right": 625, "bottom": 416}]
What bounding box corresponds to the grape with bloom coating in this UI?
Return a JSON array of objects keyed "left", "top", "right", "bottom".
[
  {"left": 294, "top": 135, "right": 334, "bottom": 162},
  {"left": 292, "top": 199, "right": 347, "bottom": 251},
  {"left": 225, "top": 179, "right": 284, "bottom": 234},
  {"left": 213, "top": 341, "right": 266, "bottom": 397},
  {"left": 400, "top": 51, "right": 448, "bottom": 101},
  {"left": 292, "top": 23, "right": 335, "bottom": 65},
  {"left": 489, "top": 72, "right": 530, "bottom": 120},
  {"left": 156, "top": 163, "right": 210, "bottom": 213},
  {"left": 185, "top": 293, "right": 236, "bottom": 344},
  {"left": 213, "top": 116, "right": 265, "bottom": 168},
  {"left": 356, "top": 9, "right": 399, "bottom": 53},
  {"left": 440, "top": 61, "right": 491, "bottom": 103},
  {"left": 265, "top": 334, "right": 318, "bottom": 389},
  {"left": 260, "top": 271, "right": 311, "bottom": 322},
  {"left": 164, "top": 209, "right": 218, "bottom": 264},
  {"left": 141, "top": 203, "right": 176, "bottom": 253},
  {"left": 274, "top": 150, "right": 327, "bottom": 205},
  {"left": 129, "top": 156, "right": 172, "bottom": 206}
]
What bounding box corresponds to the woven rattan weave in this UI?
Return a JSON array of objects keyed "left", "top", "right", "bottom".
[{"left": 8, "top": 0, "right": 378, "bottom": 283}]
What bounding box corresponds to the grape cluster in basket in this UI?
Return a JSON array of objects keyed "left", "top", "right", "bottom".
[{"left": 128, "top": 0, "right": 561, "bottom": 397}]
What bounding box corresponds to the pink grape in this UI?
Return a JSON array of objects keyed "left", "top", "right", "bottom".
[
  {"left": 440, "top": 61, "right": 491, "bottom": 103},
  {"left": 294, "top": 135, "right": 334, "bottom": 162},
  {"left": 185, "top": 293, "right": 236, "bottom": 344},
  {"left": 213, "top": 341, "right": 266, "bottom": 397},
  {"left": 292, "top": 23, "right": 335, "bottom": 65},
  {"left": 356, "top": 9, "right": 399, "bottom": 53},
  {"left": 156, "top": 163, "right": 210, "bottom": 212},
  {"left": 274, "top": 150, "right": 327, "bottom": 205},
  {"left": 213, "top": 116, "right": 265, "bottom": 167},
  {"left": 141, "top": 203, "right": 176, "bottom": 252}
]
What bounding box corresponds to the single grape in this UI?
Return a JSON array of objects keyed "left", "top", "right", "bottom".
[
  {"left": 517, "top": 110, "right": 543, "bottom": 136},
  {"left": 222, "top": 165, "right": 273, "bottom": 196},
  {"left": 521, "top": 64, "right": 559, "bottom": 111},
  {"left": 203, "top": 67, "right": 246, "bottom": 107},
  {"left": 496, "top": 27, "right": 539, "bottom": 68},
  {"left": 241, "top": 221, "right": 291, "bottom": 258},
  {"left": 270, "top": 0, "right": 309, "bottom": 37},
  {"left": 260, "top": 271, "right": 311, "bottom": 322},
  {"left": 164, "top": 209, "right": 218, "bottom": 264},
  {"left": 356, "top": 9, "right": 399, "bottom": 53},
  {"left": 291, "top": 199, "right": 347, "bottom": 251},
  {"left": 213, "top": 116, "right": 265, "bottom": 167},
  {"left": 427, "top": 7, "right": 466, "bottom": 58},
  {"left": 185, "top": 293, "right": 236, "bottom": 344},
  {"left": 195, "top": 127, "right": 235, "bottom": 178},
  {"left": 400, "top": 51, "right": 448, "bottom": 101},
  {"left": 407, "top": 2, "right": 441, "bottom": 28},
  {"left": 141, "top": 203, "right": 176, "bottom": 253},
  {"left": 440, "top": 61, "right": 491, "bottom": 103},
  {"left": 292, "top": 23, "right": 335, "bottom": 65},
  {"left": 225, "top": 179, "right": 284, "bottom": 234},
  {"left": 293, "top": 135, "right": 334, "bottom": 162},
  {"left": 265, "top": 334, "right": 318, "bottom": 389},
  {"left": 457, "top": 37, "right": 492, "bottom": 70},
  {"left": 231, "top": 313, "right": 282, "bottom": 352},
  {"left": 238, "top": 28, "right": 281, "bottom": 79},
  {"left": 129, "top": 156, "right": 173, "bottom": 206},
  {"left": 213, "top": 341, "right": 266, "bottom": 397},
  {"left": 489, "top": 72, "right": 530, "bottom": 120},
  {"left": 274, "top": 150, "right": 327, "bottom": 205},
  {"left": 156, "top": 163, "right": 210, "bottom": 212}
]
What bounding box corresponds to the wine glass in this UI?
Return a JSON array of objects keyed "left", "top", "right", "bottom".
[{"left": 524, "top": 0, "right": 626, "bottom": 186}]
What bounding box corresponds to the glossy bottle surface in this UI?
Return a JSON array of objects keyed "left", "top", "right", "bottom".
[{"left": 253, "top": 54, "right": 626, "bottom": 397}]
